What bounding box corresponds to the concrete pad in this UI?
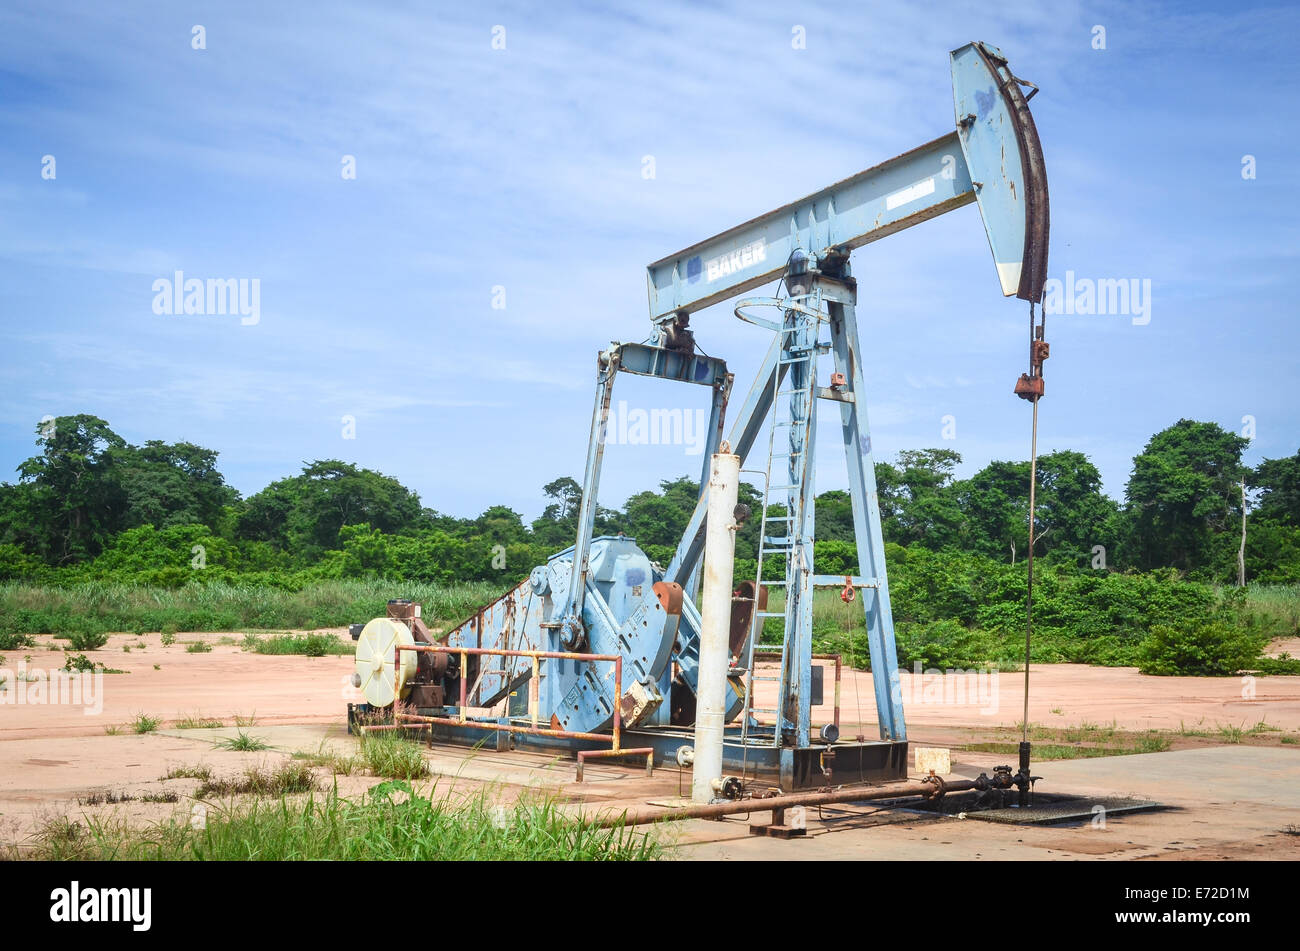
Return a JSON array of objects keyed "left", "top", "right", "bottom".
[{"left": 1024, "top": 745, "right": 1300, "bottom": 809}]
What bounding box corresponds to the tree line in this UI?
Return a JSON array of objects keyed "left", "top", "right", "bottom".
[{"left": 0, "top": 413, "right": 1297, "bottom": 587}]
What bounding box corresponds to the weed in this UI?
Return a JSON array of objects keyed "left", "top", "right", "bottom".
[
  {"left": 63, "top": 653, "right": 95, "bottom": 672},
  {"left": 161, "top": 763, "right": 214, "bottom": 782},
  {"left": 292, "top": 743, "right": 361, "bottom": 776},
  {"left": 214, "top": 730, "right": 269, "bottom": 752},
  {"left": 175, "top": 713, "right": 223, "bottom": 730},
  {"left": 359, "top": 732, "right": 430, "bottom": 779},
  {"left": 195, "top": 761, "right": 318, "bottom": 798},
  {"left": 133, "top": 713, "right": 161, "bottom": 734}
]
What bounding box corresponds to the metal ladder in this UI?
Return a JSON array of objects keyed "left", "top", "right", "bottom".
[{"left": 738, "top": 295, "right": 823, "bottom": 755}]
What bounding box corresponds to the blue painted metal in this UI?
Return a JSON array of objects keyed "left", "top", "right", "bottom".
[
  {"left": 441, "top": 535, "right": 681, "bottom": 735},
  {"left": 402, "top": 41, "right": 1046, "bottom": 784},
  {"left": 645, "top": 40, "right": 1047, "bottom": 320},
  {"left": 824, "top": 274, "right": 907, "bottom": 740},
  {"left": 951, "top": 41, "right": 1050, "bottom": 301},
  {"left": 663, "top": 334, "right": 784, "bottom": 589},
  {"left": 645, "top": 133, "right": 973, "bottom": 322}
]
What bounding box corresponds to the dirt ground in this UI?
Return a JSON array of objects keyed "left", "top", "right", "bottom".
[{"left": 2, "top": 629, "right": 1299, "bottom": 859}]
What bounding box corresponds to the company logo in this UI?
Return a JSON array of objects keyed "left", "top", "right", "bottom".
[
  {"left": 50, "top": 881, "right": 151, "bottom": 932},
  {"left": 704, "top": 238, "right": 766, "bottom": 283}
]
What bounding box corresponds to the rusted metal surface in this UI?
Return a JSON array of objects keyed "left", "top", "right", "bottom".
[
  {"left": 575, "top": 747, "right": 655, "bottom": 783},
  {"left": 589, "top": 780, "right": 936, "bottom": 828},
  {"left": 654, "top": 580, "right": 684, "bottom": 615},
  {"left": 728, "top": 580, "right": 766, "bottom": 659},
  {"left": 384, "top": 643, "right": 645, "bottom": 776}
]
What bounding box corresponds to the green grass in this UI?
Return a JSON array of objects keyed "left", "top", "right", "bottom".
[
  {"left": 1245, "top": 583, "right": 1300, "bottom": 633},
  {"left": 133, "top": 713, "right": 161, "bottom": 734},
  {"left": 965, "top": 733, "right": 1171, "bottom": 760},
  {"left": 194, "top": 762, "right": 317, "bottom": 798},
  {"left": 185, "top": 640, "right": 212, "bottom": 653},
  {"left": 292, "top": 743, "right": 362, "bottom": 776},
  {"left": 359, "top": 732, "right": 430, "bottom": 779},
  {"left": 213, "top": 730, "right": 270, "bottom": 752},
  {"left": 0, "top": 579, "right": 500, "bottom": 640},
  {"left": 241, "top": 631, "right": 351, "bottom": 656},
  {"left": 175, "top": 713, "right": 223, "bottom": 730},
  {"left": 20, "top": 783, "right": 662, "bottom": 860}
]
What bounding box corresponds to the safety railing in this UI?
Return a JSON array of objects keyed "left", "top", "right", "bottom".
[{"left": 366, "top": 643, "right": 653, "bottom": 783}]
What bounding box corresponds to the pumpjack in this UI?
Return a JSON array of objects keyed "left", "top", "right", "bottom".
[{"left": 349, "top": 41, "right": 1050, "bottom": 790}]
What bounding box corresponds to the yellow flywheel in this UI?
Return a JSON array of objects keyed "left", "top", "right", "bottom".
[{"left": 354, "top": 617, "right": 417, "bottom": 707}]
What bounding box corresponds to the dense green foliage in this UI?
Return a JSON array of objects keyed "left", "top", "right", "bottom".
[
  {"left": 2, "top": 414, "right": 1299, "bottom": 675},
  {"left": 800, "top": 555, "right": 1294, "bottom": 672}
]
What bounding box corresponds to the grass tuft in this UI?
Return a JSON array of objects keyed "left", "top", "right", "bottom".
[
  {"left": 213, "top": 730, "right": 270, "bottom": 752},
  {"left": 359, "top": 732, "right": 430, "bottom": 779},
  {"left": 194, "top": 761, "right": 318, "bottom": 798},
  {"left": 133, "top": 713, "right": 161, "bottom": 734}
]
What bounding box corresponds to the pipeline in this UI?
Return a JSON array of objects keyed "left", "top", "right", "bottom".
[
  {"left": 589, "top": 768, "right": 1035, "bottom": 828},
  {"left": 590, "top": 780, "right": 933, "bottom": 828}
]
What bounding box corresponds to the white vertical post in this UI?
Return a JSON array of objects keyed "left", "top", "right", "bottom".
[{"left": 692, "top": 447, "right": 740, "bottom": 803}]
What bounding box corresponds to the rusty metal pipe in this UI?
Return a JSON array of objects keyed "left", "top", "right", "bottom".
[
  {"left": 397, "top": 711, "right": 615, "bottom": 744},
  {"left": 397, "top": 644, "right": 621, "bottom": 663},
  {"left": 575, "top": 747, "right": 655, "bottom": 783},
  {"left": 588, "top": 780, "right": 942, "bottom": 828}
]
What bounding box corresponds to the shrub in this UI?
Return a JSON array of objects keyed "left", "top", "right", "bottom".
[
  {"left": 66, "top": 629, "right": 109, "bottom": 651},
  {"left": 1137, "top": 618, "right": 1263, "bottom": 676},
  {"left": 62, "top": 653, "right": 95, "bottom": 672},
  {"left": 894, "top": 619, "right": 1003, "bottom": 670}
]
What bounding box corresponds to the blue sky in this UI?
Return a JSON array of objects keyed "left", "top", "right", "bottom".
[{"left": 1, "top": 1, "right": 1296, "bottom": 521}]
